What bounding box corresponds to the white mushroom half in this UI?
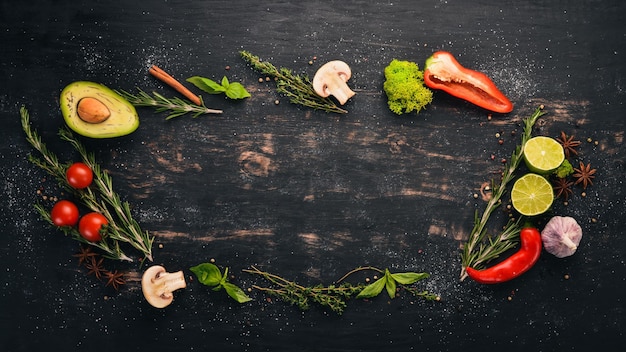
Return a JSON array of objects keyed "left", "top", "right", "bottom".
[
  {"left": 141, "top": 265, "right": 187, "bottom": 308},
  {"left": 312, "top": 60, "right": 355, "bottom": 105}
]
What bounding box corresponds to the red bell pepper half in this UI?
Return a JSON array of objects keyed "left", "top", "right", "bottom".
[{"left": 424, "top": 51, "right": 514, "bottom": 113}]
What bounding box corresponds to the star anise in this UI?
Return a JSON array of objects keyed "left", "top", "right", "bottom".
[
  {"left": 72, "top": 245, "right": 97, "bottom": 266},
  {"left": 103, "top": 270, "right": 126, "bottom": 290},
  {"left": 557, "top": 131, "right": 581, "bottom": 159},
  {"left": 552, "top": 177, "right": 574, "bottom": 200},
  {"left": 573, "top": 161, "right": 596, "bottom": 189},
  {"left": 85, "top": 256, "right": 106, "bottom": 279}
]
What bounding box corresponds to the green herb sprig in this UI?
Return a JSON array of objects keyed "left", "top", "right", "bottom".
[
  {"left": 240, "top": 50, "right": 348, "bottom": 114},
  {"left": 116, "top": 89, "right": 223, "bottom": 120},
  {"left": 243, "top": 265, "right": 437, "bottom": 315},
  {"left": 187, "top": 76, "right": 251, "bottom": 100},
  {"left": 190, "top": 263, "right": 252, "bottom": 303},
  {"left": 460, "top": 106, "right": 546, "bottom": 280},
  {"left": 21, "top": 106, "right": 154, "bottom": 262}
]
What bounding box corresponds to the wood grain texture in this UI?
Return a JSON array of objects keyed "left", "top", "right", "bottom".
[{"left": 1, "top": 0, "right": 625, "bottom": 351}]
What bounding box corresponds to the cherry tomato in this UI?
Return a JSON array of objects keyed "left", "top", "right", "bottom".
[
  {"left": 50, "top": 200, "right": 79, "bottom": 227},
  {"left": 66, "top": 162, "right": 93, "bottom": 189},
  {"left": 78, "top": 212, "right": 108, "bottom": 242}
]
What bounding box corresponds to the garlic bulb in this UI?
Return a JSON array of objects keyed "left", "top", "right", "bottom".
[{"left": 540, "top": 216, "right": 583, "bottom": 258}]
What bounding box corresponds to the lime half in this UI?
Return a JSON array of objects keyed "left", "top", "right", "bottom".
[
  {"left": 511, "top": 173, "right": 554, "bottom": 216},
  {"left": 523, "top": 136, "right": 565, "bottom": 174}
]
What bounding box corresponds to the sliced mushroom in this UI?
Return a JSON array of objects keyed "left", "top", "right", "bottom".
[
  {"left": 312, "top": 60, "right": 355, "bottom": 105},
  {"left": 141, "top": 265, "right": 187, "bottom": 308}
]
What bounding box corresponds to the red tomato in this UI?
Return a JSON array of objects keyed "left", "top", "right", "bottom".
[
  {"left": 78, "top": 212, "right": 108, "bottom": 242},
  {"left": 50, "top": 200, "right": 80, "bottom": 227},
  {"left": 66, "top": 162, "right": 93, "bottom": 189}
]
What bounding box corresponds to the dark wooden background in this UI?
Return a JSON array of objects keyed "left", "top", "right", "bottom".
[{"left": 1, "top": 1, "right": 624, "bottom": 351}]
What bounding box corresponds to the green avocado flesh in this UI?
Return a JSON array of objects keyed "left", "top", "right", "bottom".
[{"left": 60, "top": 81, "right": 139, "bottom": 138}]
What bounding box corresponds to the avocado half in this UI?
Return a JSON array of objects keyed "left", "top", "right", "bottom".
[{"left": 60, "top": 81, "right": 139, "bottom": 138}]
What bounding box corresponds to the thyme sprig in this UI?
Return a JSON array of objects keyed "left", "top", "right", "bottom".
[
  {"left": 116, "top": 89, "right": 223, "bottom": 120},
  {"left": 243, "top": 265, "right": 437, "bottom": 315},
  {"left": 20, "top": 106, "right": 154, "bottom": 262},
  {"left": 460, "top": 106, "right": 546, "bottom": 281},
  {"left": 240, "top": 50, "right": 348, "bottom": 114}
]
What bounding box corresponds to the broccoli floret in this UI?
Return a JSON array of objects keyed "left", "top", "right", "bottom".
[{"left": 383, "top": 59, "right": 433, "bottom": 115}]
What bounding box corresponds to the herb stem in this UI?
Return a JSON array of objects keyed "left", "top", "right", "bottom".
[
  {"left": 240, "top": 51, "right": 348, "bottom": 114},
  {"left": 335, "top": 266, "right": 383, "bottom": 283},
  {"left": 460, "top": 106, "right": 545, "bottom": 281},
  {"left": 20, "top": 106, "right": 154, "bottom": 262},
  {"left": 116, "top": 89, "right": 223, "bottom": 120}
]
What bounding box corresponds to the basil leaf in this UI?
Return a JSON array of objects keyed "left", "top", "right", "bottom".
[
  {"left": 225, "top": 82, "right": 251, "bottom": 100},
  {"left": 356, "top": 276, "right": 386, "bottom": 299},
  {"left": 189, "top": 263, "right": 222, "bottom": 287},
  {"left": 223, "top": 282, "right": 252, "bottom": 303},
  {"left": 221, "top": 267, "right": 229, "bottom": 286},
  {"left": 384, "top": 270, "right": 397, "bottom": 299},
  {"left": 221, "top": 76, "right": 230, "bottom": 88},
  {"left": 187, "top": 76, "right": 226, "bottom": 94},
  {"left": 390, "top": 272, "right": 429, "bottom": 285}
]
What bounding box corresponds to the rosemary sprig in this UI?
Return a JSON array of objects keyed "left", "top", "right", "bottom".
[
  {"left": 460, "top": 106, "right": 546, "bottom": 281},
  {"left": 116, "top": 89, "right": 223, "bottom": 120},
  {"left": 34, "top": 199, "right": 130, "bottom": 261},
  {"left": 240, "top": 50, "right": 348, "bottom": 114},
  {"left": 20, "top": 106, "right": 154, "bottom": 262}
]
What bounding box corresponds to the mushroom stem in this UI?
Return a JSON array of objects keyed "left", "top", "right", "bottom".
[
  {"left": 153, "top": 270, "right": 187, "bottom": 298},
  {"left": 141, "top": 265, "right": 187, "bottom": 308},
  {"left": 325, "top": 75, "right": 355, "bottom": 105}
]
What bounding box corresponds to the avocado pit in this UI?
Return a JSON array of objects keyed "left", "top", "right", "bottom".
[{"left": 77, "top": 97, "right": 111, "bottom": 123}]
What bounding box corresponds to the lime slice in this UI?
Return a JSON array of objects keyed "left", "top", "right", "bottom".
[
  {"left": 511, "top": 173, "right": 554, "bottom": 216},
  {"left": 523, "top": 136, "right": 565, "bottom": 174}
]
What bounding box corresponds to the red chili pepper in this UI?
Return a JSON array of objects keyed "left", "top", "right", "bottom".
[
  {"left": 466, "top": 227, "right": 542, "bottom": 284},
  {"left": 423, "top": 51, "right": 514, "bottom": 113}
]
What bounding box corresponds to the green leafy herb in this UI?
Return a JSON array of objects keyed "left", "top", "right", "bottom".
[
  {"left": 190, "top": 262, "right": 252, "bottom": 303},
  {"left": 460, "top": 106, "right": 546, "bottom": 280},
  {"left": 356, "top": 273, "right": 386, "bottom": 298},
  {"left": 391, "top": 271, "right": 430, "bottom": 285},
  {"left": 187, "top": 76, "right": 251, "bottom": 100},
  {"left": 243, "top": 265, "right": 437, "bottom": 315},
  {"left": 240, "top": 50, "right": 348, "bottom": 114},
  {"left": 356, "top": 269, "right": 429, "bottom": 299},
  {"left": 116, "top": 89, "right": 223, "bottom": 120}
]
